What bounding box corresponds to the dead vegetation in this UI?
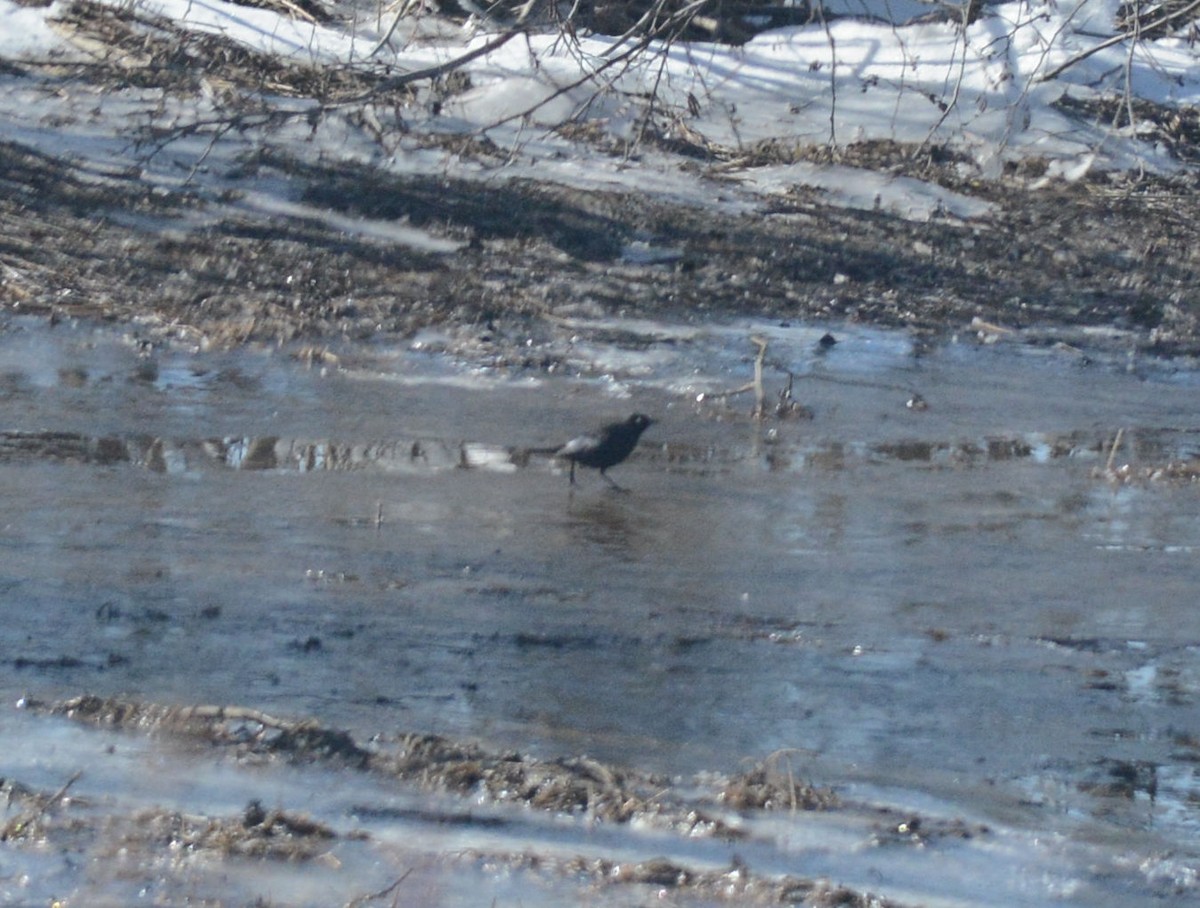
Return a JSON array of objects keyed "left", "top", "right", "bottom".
[
  {"left": 0, "top": 771, "right": 84, "bottom": 843},
  {"left": 719, "top": 750, "right": 839, "bottom": 811},
  {"left": 4, "top": 126, "right": 1200, "bottom": 357},
  {"left": 46, "top": 0, "right": 403, "bottom": 103},
  {"left": 3, "top": 0, "right": 1200, "bottom": 356},
  {"left": 4, "top": 694, "right": 941, "bottom": 905},
  {"left": 34, "top": 695, "right": 794, "bottom": 834},
  {"left": 463, "top": 850, "right": 914, "bottom": 905},
  {"left": 1095, "top": 427, "right": 1200, "bottom": 485},
  {"left": 123, "top": 801, "right": 340, "bottom": 861}
]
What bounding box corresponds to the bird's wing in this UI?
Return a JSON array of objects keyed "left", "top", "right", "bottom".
[{"left": 557, "top": 433, "right": 600, "bottom": 456}]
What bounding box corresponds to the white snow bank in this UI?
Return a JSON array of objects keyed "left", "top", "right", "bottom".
[
  {"left": 1, "top": 0, "right": 1198, "bottom": 226},
  {"left": 1, "top": 1, "right": 69, "bottom": 55}
]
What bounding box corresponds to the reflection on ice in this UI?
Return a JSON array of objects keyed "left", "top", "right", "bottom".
[{"left": 5, "top": 425, "right": 1199, "bottom": 488}]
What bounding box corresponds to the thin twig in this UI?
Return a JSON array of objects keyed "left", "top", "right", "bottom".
[
  {"left": 483, "top": 0, "right": 715, "bottom": 136},
  {"left": 751, "top": 334, "right": 767, "bottom": 419},
  {"left": 1105, "top": 427, "right": 1126, "bottom": 474},
  {"left": 919, "top": 0, "right": 973, "bottom": 150},
  {"left": 1036, "top": 0, "right": 1200, "bottom": 82},
  {"left": 330, "top": 29, "right": 523, "bottom": 107},
  {"left": 1, "top": 771, "right": 83, "bottom": 840},
  {"left": 814, "top": 0, "right": 837, "bottom": 148},
  {"left": 345, "top": 868, "right": 414, "bottom": 907}
]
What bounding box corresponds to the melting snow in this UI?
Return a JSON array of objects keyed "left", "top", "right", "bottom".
[{"left": 2, "top": 0, "right": 1198, "bottom": 224}]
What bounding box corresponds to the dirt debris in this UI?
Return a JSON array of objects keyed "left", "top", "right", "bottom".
[
  {"left": 120, "top": 800, "right": 339, "bottom": 862},
  {"left": 46, "top": 0, "right": 390, "bottom": 100},
  {"left": 720, "top": 758, "right": 840, "bottom": 812},
  {"left": 470, "top": 850, "right": 913, "bottom": 905},
  {"left": 8, "top": 695, "right": 937, "bottom": 906},
  {"left": 4, "top": 133, "right": 1200, "bottom": 358},
  {"left": 34, "top": 694, "right": 753, "bottom": 835},
  {"left": 4, "top": 0, "right": 1200, "bottom": 358}
]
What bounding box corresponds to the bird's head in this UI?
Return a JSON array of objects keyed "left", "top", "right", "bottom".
[{"left": 628, "top": 414, "right": 654, "bottom": 431}]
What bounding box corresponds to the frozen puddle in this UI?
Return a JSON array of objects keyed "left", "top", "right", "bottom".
[{"left": 1, "top": 312, "right": 1199, "bottom": 906}]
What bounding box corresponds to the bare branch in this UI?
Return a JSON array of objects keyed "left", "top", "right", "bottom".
[
  {"left": 1036, "top": 0, "right": 1200, "bottom": 83},
  {"left": 329, "top": 28, "right": 525, "bottom": 107}
]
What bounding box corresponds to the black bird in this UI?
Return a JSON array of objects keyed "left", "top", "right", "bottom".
[{"left": 556, "top": 413, "right": 654, "bottom": 488}]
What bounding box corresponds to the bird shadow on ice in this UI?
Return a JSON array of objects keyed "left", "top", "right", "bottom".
[{"left": 558, "top": 493, "right": 648, "bottom": 559}]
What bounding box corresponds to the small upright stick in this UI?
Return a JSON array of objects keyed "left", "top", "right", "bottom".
[
  {"left": 751, "top": 335, "right": 768, "bottom": 419},
  {"left": 1104, "top": 428, "right": 1125, "bottom": 475}
]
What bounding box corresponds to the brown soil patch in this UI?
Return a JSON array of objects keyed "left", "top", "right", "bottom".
[{"left": 5, "top": 131, "right": 1198, "bottom": 357}]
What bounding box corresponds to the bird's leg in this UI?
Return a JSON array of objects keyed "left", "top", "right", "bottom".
[
  {"left": 599, "top": 469, "right": 627, "bottom": 492},
  {"left": 569, "top": 460, "right": 577, "bottom": 484}
]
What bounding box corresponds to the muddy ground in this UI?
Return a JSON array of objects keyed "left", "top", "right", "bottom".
[
  {"left": 2, "top": 694, "right": 982, "bottom": 908},
  {"left": 4, "top": 0, "right": 1200, "bottom": 359},
  {"left": 3, "top": 131, "right": 1199, "bottom": 359},
  {"left": 0, "top": 695, "right": 890, "bottom": 906}
]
